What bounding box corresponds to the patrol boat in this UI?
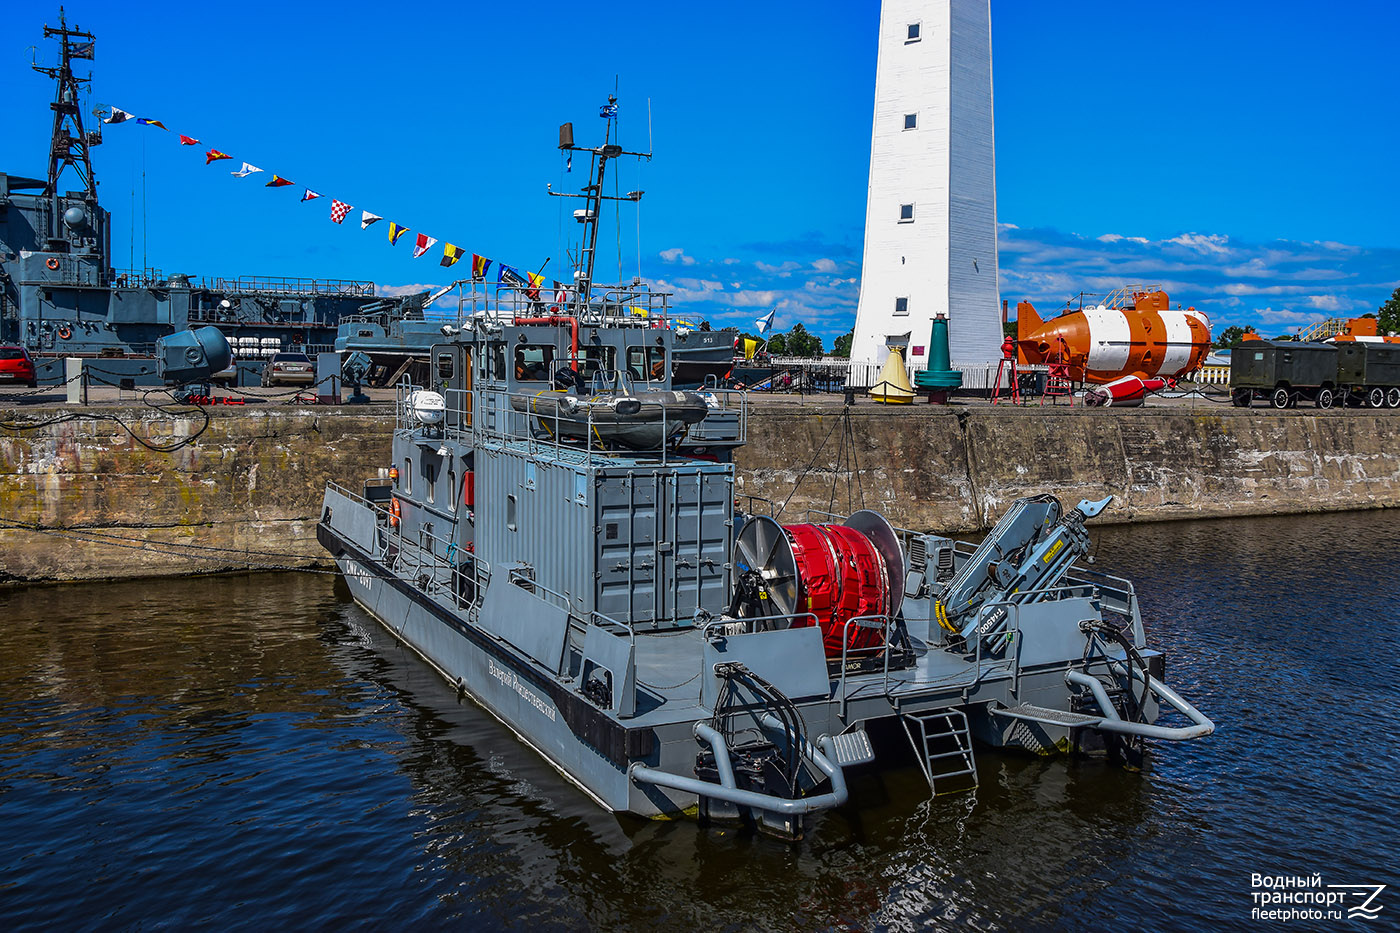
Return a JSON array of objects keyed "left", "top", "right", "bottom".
[{"left": 317, "top": 110, "right": 1213, "bottom": 838}]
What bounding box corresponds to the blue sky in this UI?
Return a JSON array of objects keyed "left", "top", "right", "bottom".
[{"left": 3, "top": 1, "right": 1397, "bottom": 344}]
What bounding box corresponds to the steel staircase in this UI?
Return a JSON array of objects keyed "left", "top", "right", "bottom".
[{"left": 901, "top": 709, "right": 977, "bottom": 794}]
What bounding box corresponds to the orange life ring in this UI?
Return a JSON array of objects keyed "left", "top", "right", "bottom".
[
  {"left": 45, "top": 257, "right": 59, "bottom": 270},
  {"left": 56, "top": 325, "right": 72, "bottom": 340},
  {"left": 389, "top": 496, "right": 401, "bottom": 528}
]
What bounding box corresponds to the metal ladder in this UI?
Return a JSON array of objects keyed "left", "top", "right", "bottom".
[{"left": 901, "top": 709, "right": 977, "bottom": 794}]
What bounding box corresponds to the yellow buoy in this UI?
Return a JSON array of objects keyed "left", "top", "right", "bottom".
[{"left": 869, "top": 347, "right": 915, "bottom": 404}]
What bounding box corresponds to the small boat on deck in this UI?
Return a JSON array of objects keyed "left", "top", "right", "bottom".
[{"left": 510, "top": 370, "right": 709, "bottom": 449}]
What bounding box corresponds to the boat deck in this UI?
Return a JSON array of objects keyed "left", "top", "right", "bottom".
[{"left": 624, "top": 626, "right": 1009, "bottom": 729}]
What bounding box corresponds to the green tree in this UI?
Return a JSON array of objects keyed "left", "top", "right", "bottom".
[
  {"left": 767, "top": 332, "right": 787, "bottom": 356},
  {"left": 831, "top": 330, "right": 854, "bottom": 358},
  {"left": 1378, "top": 286, "right": 1400, "bottom": 336},
  {"left": 784, "top": 323, "right": 824, "bottom": 358},
  {"left": 1213, "top": 324, "right": 1256, "bottom": 349}
]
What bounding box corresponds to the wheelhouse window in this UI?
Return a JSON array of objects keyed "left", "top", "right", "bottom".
[
  {"left": 403, "top": 458, "right": 412, "bottom": 495},
  {"left": 513, "top": 344, "right": 555, "bottom": 382},
  {"left": 579, "top": 346, "right": 617, "bottom": 379},
  {"left": 435, "top": 351, "right": 454, "bottom": 383},
  {"left": 489, "top": 343, "right": 506, "bottom": 381},
  {"left": 899, "top": 203, "right": 915, "bottom": 223},
  {"left": 627, "top": 346, "right": 667, "bottom": 382}
]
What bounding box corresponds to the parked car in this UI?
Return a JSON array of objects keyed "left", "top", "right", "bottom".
[
  {"left": 0, "top": 345, "right": 38, "bottom": 388},
  {"left": 211, "top": 353, "right": 239, "bottom": 386},
  {"left": 261, "top": 351, "right": 316, "bottom": 387}
]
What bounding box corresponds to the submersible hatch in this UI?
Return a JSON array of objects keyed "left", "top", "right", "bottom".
[{"left": 316, "top": 101, "right": 1214, "bottom": 841}]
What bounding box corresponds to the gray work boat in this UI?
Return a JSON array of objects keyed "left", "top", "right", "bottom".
[{"left": 318, "top": 104, "right": 1213, "bottom": 839}]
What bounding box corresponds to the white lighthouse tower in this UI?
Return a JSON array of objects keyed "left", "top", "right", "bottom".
[{"left": 850, "top": 0, "right": 1003, "bottom": 374}]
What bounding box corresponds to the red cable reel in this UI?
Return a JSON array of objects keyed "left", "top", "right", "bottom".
[{"left": 733, "top": 510, "right": 905, "bottom": 657}]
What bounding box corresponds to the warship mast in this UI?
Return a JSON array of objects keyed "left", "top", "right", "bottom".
[{"left": 31, "top": 6, "right": 103, "bottom": 255}]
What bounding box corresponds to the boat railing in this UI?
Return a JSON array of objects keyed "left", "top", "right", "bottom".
[
  {"left": 506, "top": 567, "right": 637, "bottom": 671},
  {"left": 471, "top": 281, "right": 676, "bottom": 327},
  {"left": 691, "top": 387, "right": 748, "bottom": 445},
  {"left": 836, "top": 614, "right": 900, "bottom": 717},
  {"left": 443, "top": 387, "right": 473, "bottom": 436},
  {"left": 391, "top": 522, "right": 491, "bottom": 615}
]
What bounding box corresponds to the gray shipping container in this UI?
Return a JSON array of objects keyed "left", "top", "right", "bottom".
[{"left": 475, "top": 443, "right": 732, "bottom": 628}]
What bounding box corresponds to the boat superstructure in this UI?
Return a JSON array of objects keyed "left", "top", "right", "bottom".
[{"left": 318, "top": 109, "right": 1212, "bottom": 838}]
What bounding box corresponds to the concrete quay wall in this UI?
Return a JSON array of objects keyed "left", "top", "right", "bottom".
[
  {"left": 0, "top": 406, "right": 393, "bottom": 585},
  {"left": 739, "top": 406, "right": 1400, "bottom": 533},
  {"left": 1, "top": 403, "right": 1396, "bottom": 585}
]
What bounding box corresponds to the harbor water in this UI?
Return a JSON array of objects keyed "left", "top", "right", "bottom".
[{"left": 1, "top": 511, "right": 1396, "bottom": 931}]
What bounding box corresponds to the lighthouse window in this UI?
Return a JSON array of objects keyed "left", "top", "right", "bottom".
[
  {"left": 894, "top": 297, "right": 909, "bottom": 316},
  {"left": 904, "top": 113, "right": 918, "bottom": 130},
  {"left": 906, "top": 22, "right": 921, "bottom": 43},
  {"left": 899, "top": 203, "right": 915, "bottom": 223}
]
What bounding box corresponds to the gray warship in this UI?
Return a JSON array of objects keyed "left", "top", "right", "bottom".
[
  {"left": 318, "top": 107, "right": 1213, "bottom": 838},
  {"left": 0, "top": 11, "right": 391, "bottom": 385}
]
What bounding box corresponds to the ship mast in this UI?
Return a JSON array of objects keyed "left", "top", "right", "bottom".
[
  {"left": 550, "top": 96, "right": 649, "bottom": 309},
  {"left": 32, "top": 7, "right": 101, "bottom": 245}
]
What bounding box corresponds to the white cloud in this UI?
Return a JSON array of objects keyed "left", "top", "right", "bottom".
[
  {"left": 756, "top": 260, "right": 802, "bottom": 276},
  {"left": 812, "top": 258, "right": 837, "bottom": 273},
  {"left": 1167, "top": 232, "right": 1232, "bottom": 256},
  {"left": 1254, "top": 307, "right": 1315, "bottom": 325},
  {"left": 659, "top": 247, "right": 696, "bottom": 265},
  {"left": 377, "top": 283, "right": 436, "bottom": 297},
  {"left": 1306, "top": 294, "right": 1346, "bottom": 311},
  {"left": 722, "top": 257, "right": 740, "bottom": 265}
]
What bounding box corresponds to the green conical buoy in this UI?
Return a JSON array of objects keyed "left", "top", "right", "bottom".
[{"left": 914, "top": 313, "right": 963, "bottom": 402}]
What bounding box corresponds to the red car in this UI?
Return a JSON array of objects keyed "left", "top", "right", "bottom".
[{"left": 0, "top": 345, "right": 38, "bottom": 388}]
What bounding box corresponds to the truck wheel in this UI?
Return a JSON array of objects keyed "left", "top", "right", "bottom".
[
  {"left": 1367, "top": 387, "right": 1386, "bottom": 408},
  {"left": 1315, "top": 387, "right": 1335, "bottom": 409},
  {"left": 1232, "top": 388, "right": 1252, "bottom": 408},
  {"left": 1388, "top": 387, "right": 1400, "bottom": 409},
  {"left": 1271, "top": 387, "right": 1291, "bottom": 409}
]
